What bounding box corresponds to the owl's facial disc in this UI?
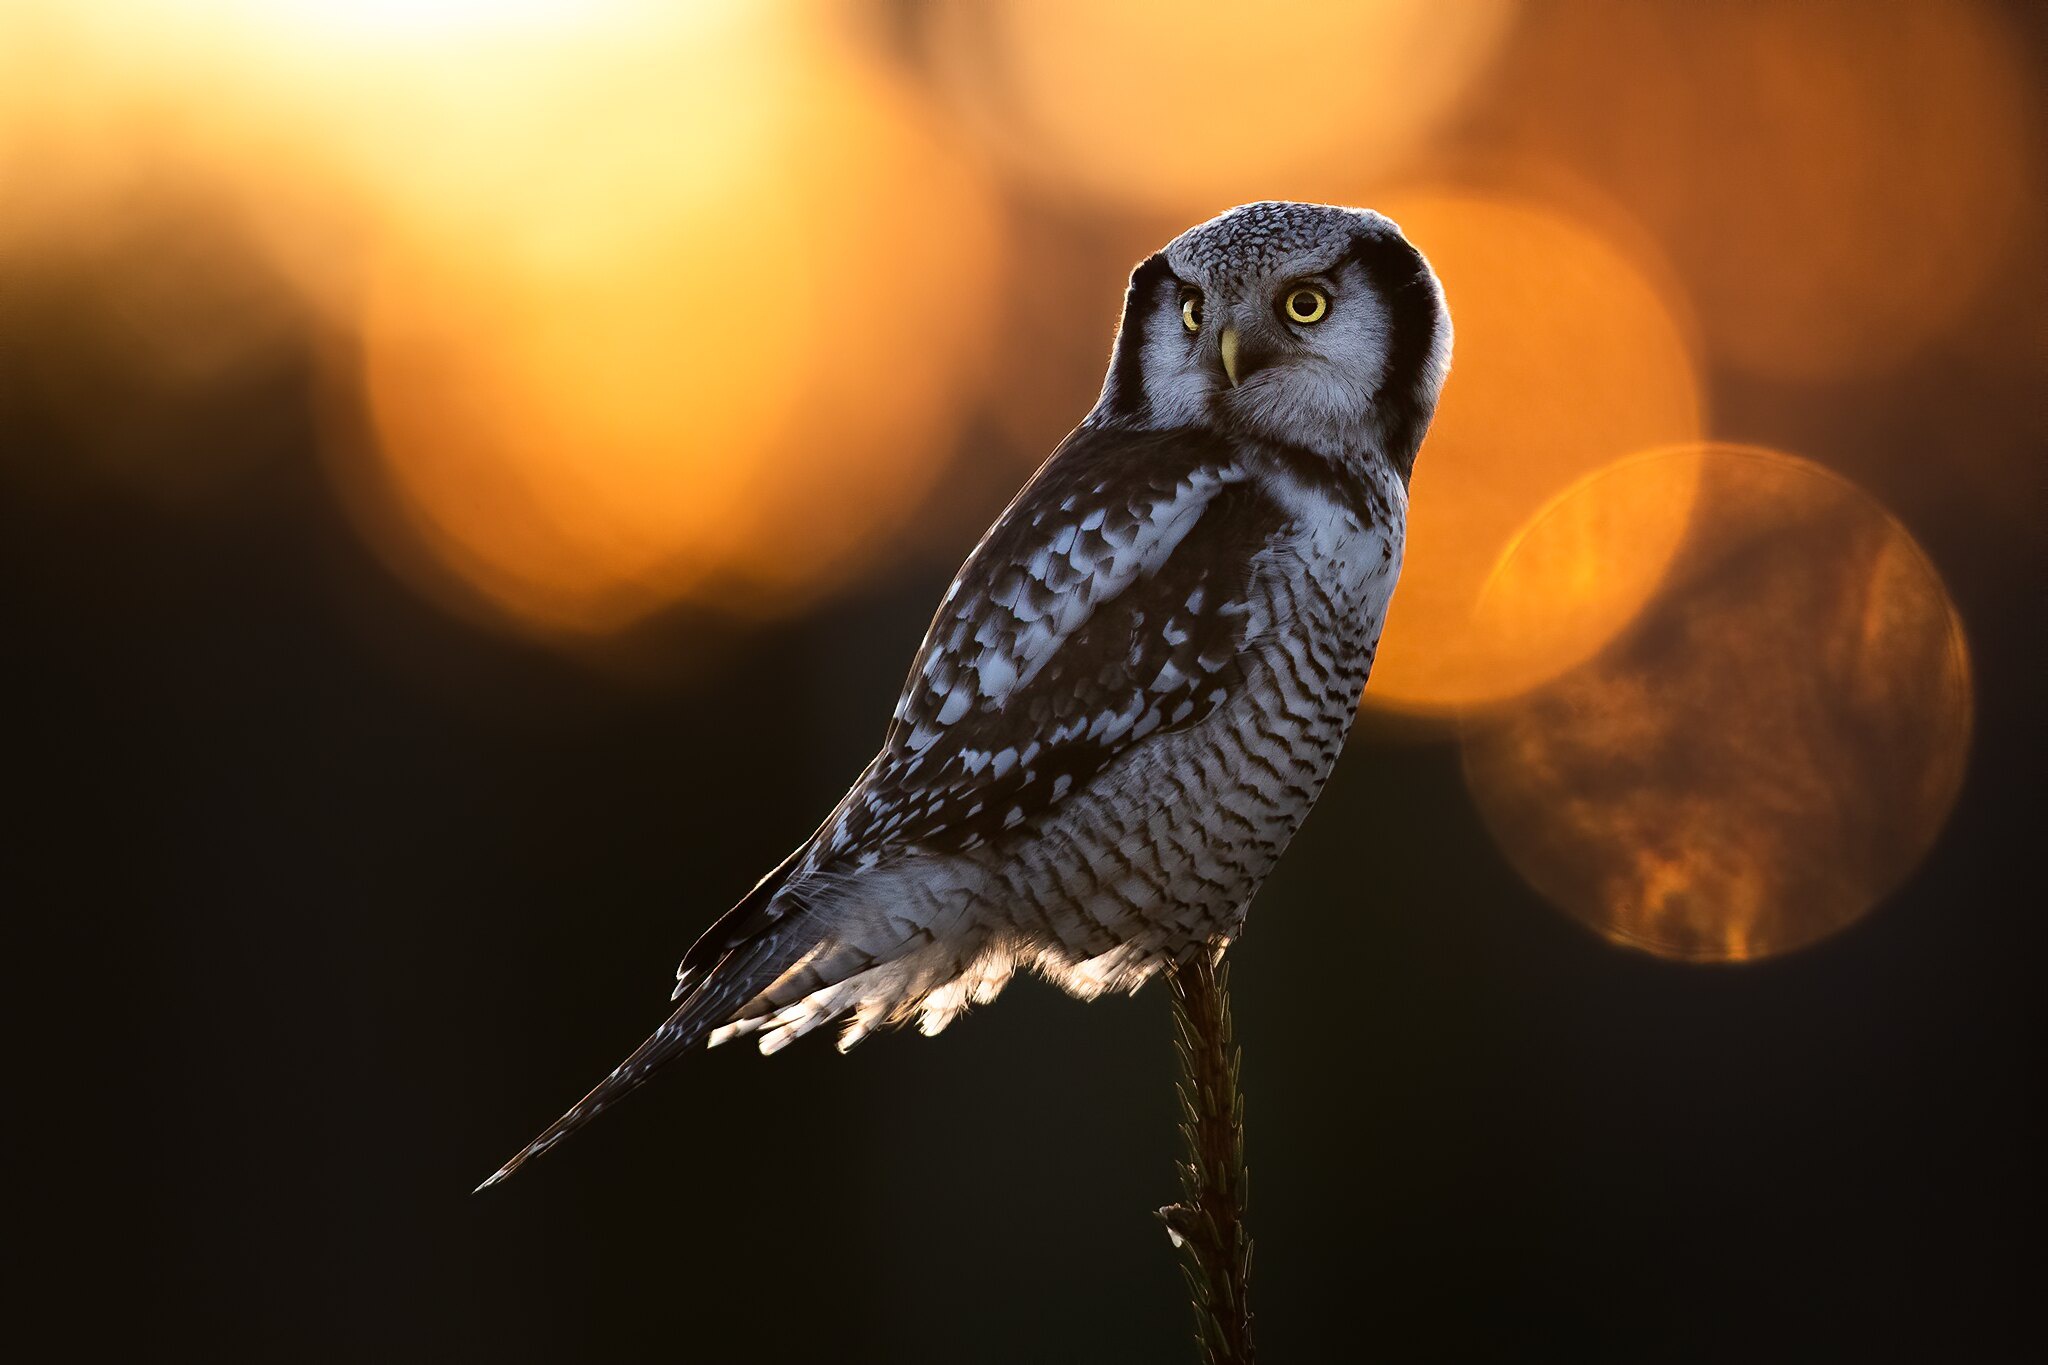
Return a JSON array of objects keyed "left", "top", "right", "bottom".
[
  {"left": 1198, "top": 258, "right": 1392, "bottom": 448},
  {"left": 1099, "top": 201, "right": 1451, "bottom": 479}
]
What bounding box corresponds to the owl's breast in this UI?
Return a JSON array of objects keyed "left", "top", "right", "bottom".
[{"left": 1259, "top": 457, "right": 1407, "bottom": 658}]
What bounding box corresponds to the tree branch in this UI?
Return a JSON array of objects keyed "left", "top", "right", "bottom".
[{"left": 1159, "top": 948, "right": 1256, "bottom": 1365}]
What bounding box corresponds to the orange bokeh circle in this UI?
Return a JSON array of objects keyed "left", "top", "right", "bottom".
[
  {"left": 351, "top": 21, "right": 1004, "bottom": 636},
  {"left": 1461, "top": 445, "right": 1973, "bottom": 963}
]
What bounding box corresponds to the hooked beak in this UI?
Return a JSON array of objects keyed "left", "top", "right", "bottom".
[
  {"left": 1212, "top": 321, "right": 1245, "bottom": 384},
  {"left": 1219, "top": 325, "right": 1241, "bottom": 387}
]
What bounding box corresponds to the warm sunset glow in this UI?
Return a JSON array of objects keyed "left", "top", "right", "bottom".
[
  {"left": 1479, "top": 0, "right": 2037, "bottom": 379},
  {"left": 261, "top": 0, "right": 595, "bottom": 41},
  {"left": 334, "top": 15, "right": 1004, "bottom": 635},
  {"left": 0, "top": 0, "right": 1005, "bottom": 638},
  {"left": 1364, "top": 190, "right": 1703, "bottom": 714},
  {"left": 0, "top": 2, "right": 774, "bottom": 299},
  {"left": 1462, "top": 446, "right": 1974, "bottom": 963},
  {"left": 1461, "top": 447, "right": 1703, "bottom": 704},
  {"left": 922, "top": 0, "right": 1518, "bottom": 213}
]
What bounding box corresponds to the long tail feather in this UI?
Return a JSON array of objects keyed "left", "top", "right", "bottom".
[{"left": 475, "top": 936, "right": 793, "bottom": 1191}]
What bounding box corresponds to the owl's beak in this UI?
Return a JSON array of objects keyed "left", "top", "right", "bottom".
[{"left": 1219, "top": 326, "right": 1242, "bottom": 387}]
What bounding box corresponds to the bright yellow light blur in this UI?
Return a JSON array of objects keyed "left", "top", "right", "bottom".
[
  {"left": 344, "top": 15, "right": 1004, "bottom": 635},
  {"left": 259, "top": 0, "right": 593, "bottom": 42},
  {"left": 1366, "top": 189, "right": 1703, "bottom": 713},
  {"left": 923, "top": 0, "right": 1518, "bottom": 213},
  {"left": 1483, "top": 0, "right": 2037, "bottom": 378},
  {"left": 1462, "top": 446, "right": 1974, "bottom": 963},
  {"left": 0, "top": 0, "right": 741, "bottom": 296}
]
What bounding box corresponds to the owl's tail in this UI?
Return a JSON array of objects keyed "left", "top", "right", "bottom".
[
  {"left": 475, "top": 853, "right": 814, "bottom": 1192},
  {"left": 472, "top": 981, "right": 736, "bottom": 1191}
]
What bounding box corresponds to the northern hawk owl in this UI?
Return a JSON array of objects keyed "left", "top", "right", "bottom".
[{"left": 482, "top": 201, "right": 1451, "bottom": 1188}]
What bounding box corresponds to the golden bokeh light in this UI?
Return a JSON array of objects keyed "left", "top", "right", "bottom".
[
  {"left": 256, "top": 0, "right": 596, "bottom": 42},
  {"left": 1461, "top": 446, "right": 1973, "bottom": 963},
  {"left": 0, "top": 1, "right": 677, "bottom": 307},
  {"left": 922, "top": 0, "right": 1518, "bottom": 213},
  {"left": 338, "top": 14, "right": 1004, "bottom": 636},
  {"left": 1478, "top": 0, "right": 2038, "bottom": 378},
  {"left": 1365, "top": 189, "right": 1703, "bottom": 713}
]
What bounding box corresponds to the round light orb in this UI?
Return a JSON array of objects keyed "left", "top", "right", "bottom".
[
  {"left": 351, "top": 19, "right": 1003, "bottom": 636},
  {"left": 1461, "top": 445, "right": 1973, "bottom": 962}
]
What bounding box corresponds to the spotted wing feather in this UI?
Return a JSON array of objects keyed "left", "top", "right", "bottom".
[{"left": 826, "top": 425, "right": 1289, "bottom": 862}]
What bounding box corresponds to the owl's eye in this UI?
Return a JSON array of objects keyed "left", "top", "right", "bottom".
[
  {"left": 1282, "top": 286, "right": 1329, "bottom": 325},
  {"left": 1180, "top": 291, "right": 1203, "bottom": 333}
]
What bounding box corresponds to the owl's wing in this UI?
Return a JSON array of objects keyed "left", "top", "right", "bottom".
[{"left": 824, "top": 423, "right": 1293, "bottom": 863}]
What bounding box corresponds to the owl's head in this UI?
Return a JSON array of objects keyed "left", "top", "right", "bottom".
[{"left": 1094, "top": 201, "right": 1451, "bottom": 480}]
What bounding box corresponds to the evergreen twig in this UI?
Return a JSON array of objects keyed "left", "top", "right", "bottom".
[{"left": 1158, "top": 948, "right": 1255, "bottom": 1365}]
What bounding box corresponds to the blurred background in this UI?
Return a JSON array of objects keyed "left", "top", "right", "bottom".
[{"left": 3, "top": 1, "right": 2042, "bottom": 1359}]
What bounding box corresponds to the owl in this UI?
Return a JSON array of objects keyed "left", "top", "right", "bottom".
[{"left": 481, "top": 201, "right": 1451, "bottom": 1188}]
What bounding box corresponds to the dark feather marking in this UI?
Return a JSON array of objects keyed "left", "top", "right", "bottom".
[
  {"left": 1102, "top": 252, "right": 1177, "bottom": 422},
  {"left": 1340, "top": 227, "right": 1441, "bottom": 479}
]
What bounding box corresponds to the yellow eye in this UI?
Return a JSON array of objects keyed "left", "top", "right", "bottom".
[
  {"left": 1181, "top": 292, "right": 1203, "bottom": 333},
  {"left": 1283, "top": 286, "right": 1329, "bottom": 324}
]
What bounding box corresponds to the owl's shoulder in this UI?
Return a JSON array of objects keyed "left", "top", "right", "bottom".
[
  {"left": 1235, "top": 437, "right": 1407, "bottom": 534},
  {"left": 1018, "top": 421, "right": 1246, "bottom": 514}
]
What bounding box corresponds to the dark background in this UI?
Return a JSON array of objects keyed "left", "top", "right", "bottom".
[{"left": 6, "top": 3, "right": 2044, "bottom": 1361}]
